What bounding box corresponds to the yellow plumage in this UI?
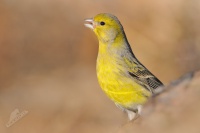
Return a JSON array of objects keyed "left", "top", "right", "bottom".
[{"left": 85, "top": 13, "right": 163, "bottom": 120}]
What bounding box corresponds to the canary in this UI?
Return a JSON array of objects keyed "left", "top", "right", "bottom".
[{"left": 84, "top": 13, "right": 163, "bottom": 120}]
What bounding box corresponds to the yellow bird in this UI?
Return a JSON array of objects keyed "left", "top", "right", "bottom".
[{"left": 84, "top": 13, "right": 163, "bottom": 120}]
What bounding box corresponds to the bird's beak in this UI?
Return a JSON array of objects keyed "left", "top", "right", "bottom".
[{"left": 84, "top": 18, "right": 94, "bottom": 30}]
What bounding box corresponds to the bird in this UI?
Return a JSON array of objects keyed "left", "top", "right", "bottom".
[{"left": 84, "top": 13, "right": 163, "bottom": 120}]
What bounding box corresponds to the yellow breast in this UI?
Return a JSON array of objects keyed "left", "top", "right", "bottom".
[{"left": 96, "top": 45, "right": 151, "bottom": 108}]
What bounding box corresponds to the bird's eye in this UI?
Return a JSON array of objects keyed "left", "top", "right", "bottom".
[{"left": 100, "top": 21, "right": 105, "bottom": 26}]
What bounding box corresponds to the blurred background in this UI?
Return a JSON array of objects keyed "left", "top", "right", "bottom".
[{"left": 0, "top": 0, "right": 200, "bottom": 133}]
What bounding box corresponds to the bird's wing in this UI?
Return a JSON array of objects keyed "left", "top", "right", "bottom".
[{"left": 123, "top": 57, "right": 163, "bottom": 93}]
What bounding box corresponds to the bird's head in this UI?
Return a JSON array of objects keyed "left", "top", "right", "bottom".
[{"left": 85, "top": 13, "right": 125, "bottom": 43}]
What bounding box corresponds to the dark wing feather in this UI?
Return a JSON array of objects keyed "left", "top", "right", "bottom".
[{"left": 123, "top": 56, "right": 163, "bottom": 93}]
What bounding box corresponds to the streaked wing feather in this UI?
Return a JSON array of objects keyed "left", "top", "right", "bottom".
[{"left": 124, "top": 57, "right": 163, "bottom": 93}]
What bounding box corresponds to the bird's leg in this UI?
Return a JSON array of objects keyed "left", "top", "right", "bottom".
[
  {"left": 137, "top": 105, "right": 143, "bottom": 115},
  {"left": 126, "top": 109, "right": 137, "bottom": 120},
  {"left": 126, "top": 105, "right": 143, "bottom": 121}
]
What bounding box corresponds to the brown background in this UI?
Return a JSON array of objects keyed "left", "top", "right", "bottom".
[{"left": 0, "top": 0, "right": 200, "bottom": 133}]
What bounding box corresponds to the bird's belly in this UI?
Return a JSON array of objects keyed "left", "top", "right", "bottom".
[{"left": 96, "top": 58, "right": 150, "bottom": 108}]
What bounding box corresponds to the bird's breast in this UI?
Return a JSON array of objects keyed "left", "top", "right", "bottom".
[
  {"left": 96, "top": 53, "right": 126, "bottom": 92},
  {"left": 96, "top": 52, "right": 150, "bottom": 107}
]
